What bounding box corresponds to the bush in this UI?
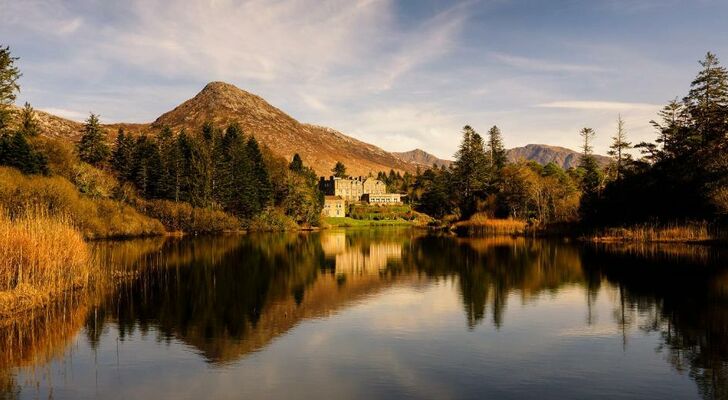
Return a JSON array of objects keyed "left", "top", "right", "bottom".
[
  {"left": 143, "top": 199, "right": 241, "bottom": 233},
  {"left": 248, "top": 207, "right": 298, "bottom": 231},
  {"left": 0, "top": 167, "right": 164, "bottom": 239}
]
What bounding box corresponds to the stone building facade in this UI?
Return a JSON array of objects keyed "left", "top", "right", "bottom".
[
  {"left": 322, "top": 196, "right": 346, "bottom": 217},
  {"left": 319, "top": 176, "right": 386, "bottom": 202}
]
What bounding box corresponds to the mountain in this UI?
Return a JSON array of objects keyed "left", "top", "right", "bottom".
[
  {"left": 392, "top": 149, "right": 452, "bottom": 169},
  {"left": 507, "top": 144, "right": 610, "bottom": 169},
  {"left": 19, "top": 83, "right": 609, "bottom": 175},
  {"left": 150, "top": 82, "right": 416, "bottom": 176}
]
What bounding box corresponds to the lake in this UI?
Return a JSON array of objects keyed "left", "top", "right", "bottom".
[{"left": 1, "top": 228, "right": 727, "bottom": 399}]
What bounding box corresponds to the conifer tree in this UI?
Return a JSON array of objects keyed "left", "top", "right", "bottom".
[
  {"left": 607, "top": 115, "right": 632, "bottom": 181},
  {"left": 112, "top": 128, "right": 135, "bottom": 181},
  {"left": 130, "top": 135, "right": 162, "bottom": 198},
  {"left": 332, "top": 161, "right": 347, "bottom": 178},
  {"left": 247, "top": 137, "right": 272, "bottom": 212},
  {"left": 453, "top": 125, "right": 489, "bottom": 218},
  {"left": 486, "top": 125, "right": 508, "bottom": 173},
  {"left": 684, "top": 52, "right": 728, "bottom": 146},
  {"left": 17, "top": 102, "right": 39, "bottom": 137},
  {"left": 578, "top": 127, "right": 602, "bottom": 200},
  {"left": 290, "top": 153, "right": 304, "bottom": 172},
  {"left": 78, "top": 113, "right": 110, "bottom": 167},
  {"left": 0, "top": 46, "right": 21, "bottom": 132}
]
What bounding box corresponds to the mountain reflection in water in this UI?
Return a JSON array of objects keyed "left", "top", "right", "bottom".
[{"left": 1, "top": 229, "right": 727, "bottom": 399}]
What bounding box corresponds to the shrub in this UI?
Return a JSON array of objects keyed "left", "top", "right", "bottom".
[
  {"left": 248, "top": 207, "right": 298, "bottom": 231},
  {"left": 143, "top": 199, "right": 241, "bottom": 233},
  {"left": 0, "top": 167, "right": 164, "bottom": 239}
]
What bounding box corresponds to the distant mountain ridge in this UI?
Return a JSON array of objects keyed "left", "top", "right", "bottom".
[
  {"left": 392, "top": 149, "right": 452, "bottom": 168},
  {"left": 507, "top": 144, "right": 610, "bottom": 169},
  {"left": 393, "top": 145, "right": 609, "bottom": 171}
]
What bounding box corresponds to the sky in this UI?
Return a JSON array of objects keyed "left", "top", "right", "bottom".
[{"left": 2, "top": 0, "right": 727, "bottom": 159}]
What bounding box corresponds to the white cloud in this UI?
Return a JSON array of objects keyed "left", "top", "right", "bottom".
[{"left": 39, "top": 107, "right": 87, "bottom": 121}]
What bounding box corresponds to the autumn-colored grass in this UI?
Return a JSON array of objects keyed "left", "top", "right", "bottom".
[
  {"left": 587, "top": 222, "right": 715, "bottom": 243},
  {"left": 0, "top": 166, "right": 165, "bottom": 239},
  {"left": 454, "top": 213, "right": 527, "bottom": 235},
  {"left": 0, "top": 210, "right": 92, "bottom": 317}
]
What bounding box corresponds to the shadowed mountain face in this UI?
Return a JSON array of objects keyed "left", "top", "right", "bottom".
[{"left": 507, "top": 144, "right": 611, "bottom": 169}]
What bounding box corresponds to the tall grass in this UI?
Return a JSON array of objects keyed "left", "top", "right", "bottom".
[
  {"left": 0, "top": 210, "right": 92, "bottom": 316},
  {"left": 587, "top": 222, "right": 714, "bottom": 243},
  {"left": 0, "top": 167, "right": 164, "bottom": 239},
  {"left": 454, "top": 213, "right": 527, "bottom": 236}
]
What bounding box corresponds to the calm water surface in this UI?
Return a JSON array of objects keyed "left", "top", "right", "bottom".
[{"left": 2, "top": 229, "right": 727, "bottom": 399}]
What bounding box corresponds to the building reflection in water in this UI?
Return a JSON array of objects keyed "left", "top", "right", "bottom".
[{"left": 0, "top": 230, "right": 727, "bottom": 399}]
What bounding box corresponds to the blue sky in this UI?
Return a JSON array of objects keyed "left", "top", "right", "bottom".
[{"left": 1, "top": 0, "right": 727, "bottom": 159}]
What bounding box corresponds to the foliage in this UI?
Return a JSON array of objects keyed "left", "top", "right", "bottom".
[
  {"left": 332, "top": 161, "right": 347, "bottom": 178},
  {"left": 77, "top": 113, "right": 110, "bottom": 167},
  {"left": 0, "top": 45, "right": 21, "bottom": 131},
  {"left": 142, "top": 199, "right": 240, "bottom": 233},
  {"left": 248, "top": 208, "right": 298, "bottom": 231},
  {"left": 0, "top": 166, "right": 164, "bottom": 239},
  {"left": 590, "top": 52, "right": 728, "bottom": 226}
]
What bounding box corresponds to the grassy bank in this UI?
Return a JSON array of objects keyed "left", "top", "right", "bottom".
[
  {"left": 323, "top": 217, "right": 415, "bottom": 228},
  {"left": 0, "top": 211, "right": 92, "bottom": 316}
]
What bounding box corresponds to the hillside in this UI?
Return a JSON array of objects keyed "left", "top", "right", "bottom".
[
  {"left": 150, "top": 82, "right": 416, "bottom": 176},
  {"left": 507, "top": 144, "right": 610, "bottom": 169},
  {"left": 392, "top": 149, "right": 452, "bottom": 168}
]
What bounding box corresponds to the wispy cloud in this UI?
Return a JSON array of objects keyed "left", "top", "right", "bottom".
[
  {"left": 491, "top": 53, "right": 608, "bottom": 73},
  {"left": 537, "top": 101, "right": 661, "bottom": 111}
]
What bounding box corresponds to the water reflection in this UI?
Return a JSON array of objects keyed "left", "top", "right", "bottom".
[{"left": 1, "top": 229, "right": 727, "bottom": 399}]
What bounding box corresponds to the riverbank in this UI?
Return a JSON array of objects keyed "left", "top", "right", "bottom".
[{"left": 323, "top": 217, "right": 416, "bottom": 228}]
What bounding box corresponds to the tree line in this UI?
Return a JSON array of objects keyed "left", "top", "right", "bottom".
[{"left": 404, "top": 52, "right": 728, "bottom": 227}]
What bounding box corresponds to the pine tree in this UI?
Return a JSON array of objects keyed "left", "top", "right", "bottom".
[
  {"left": 1, "top": 131, "right": 47, "bottom": 174},
  {"left": 78, "top": 113, "right": 110, "bottom": 167},
  {"left": 453, "top": 125, "right": 489, "bottom": 218},
  {"left": 17, "top": 102, "right": 39, "bottom": 137},
  {"left": 332, "top": 161, "right": 347, "bottom": 178},
  {"left": 684, "top": 52, "right": 728, "bottom": 146},
  {"left": 0, "top": 46, "right": 21, "bottom": 132},
  {"left": 130, "top": 135, "right": 162, "bottom": 198},
  {"left": 247, "top": 137, "right": 272, "bottom": 212},
  {"left": 289, "top": 153, "right": 304, "bottom": 172},
  {"left": 486, "top": 125, "right": 508, "bottom": 172},
  {"left": 578, "top": 127, "right": 602, "bottom": 199},
  {"left": 112, "top": 128, "right": 135, "bottom": 180},
  {"left": 607, "top": 115, "right": 632, "bottom": 181}
]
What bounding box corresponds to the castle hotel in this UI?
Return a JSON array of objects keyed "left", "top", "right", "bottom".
[{"left": 319, "top": 176, "right": 403, "bottom": 217}]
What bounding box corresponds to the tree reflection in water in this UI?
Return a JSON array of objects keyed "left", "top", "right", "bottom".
[{"left": 1, "top": 229, "right": 727, "bottom": 399}]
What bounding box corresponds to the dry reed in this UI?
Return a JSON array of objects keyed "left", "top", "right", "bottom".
[
  {"left": 588, "top": 222, "right": 713, "bottom": 243},
  {"left": 0, "top": 210, "right": 92, "bottom": 316},
  {"left": 454, "top": 213, "right": 527, "bottom": 235}
]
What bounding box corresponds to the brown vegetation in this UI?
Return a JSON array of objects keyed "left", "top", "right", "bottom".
[
  {"left": 142, "top": 199, "right": 241, "bottom": 234},
  {"left": 0, "top": 211, "right": 91, "bottom": 316},
  {"left": 586, "top": 222, "right": 715, "bottom": 243},
  {"left": 0, "top": 166, "right": 165, "bottom": 238},
  {"left": 454, "top": 213, "right": 527, "bottom": 236}
]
